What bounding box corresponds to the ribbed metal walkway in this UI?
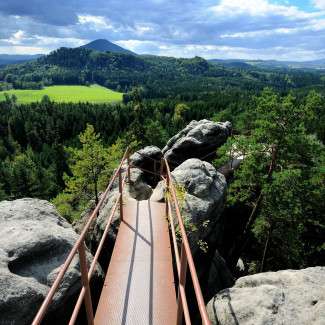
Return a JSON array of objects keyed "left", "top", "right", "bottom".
[
  {"left": 32, "top": 150, "right": 211, "bottom": 325},
  {"left": 94, "top": 199, "right": 177, "bottom": 325}
]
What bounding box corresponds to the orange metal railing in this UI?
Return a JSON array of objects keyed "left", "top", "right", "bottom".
[
  {"left": 32, "top": 148, "right": 130, "bottom": 325},
  {"left": 32, "top": 147, "right": 211, "bottom": 325},
  {"left": 162, "top": 158, "right": 211, "bottom": 325}
]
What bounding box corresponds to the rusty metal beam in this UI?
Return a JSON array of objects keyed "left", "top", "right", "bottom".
[
  {"left": 163, "top": 158, "right": 211, "bottom": 325},
  {"left": 32, "top": 148, "right": 129, "bottom": 325},
  {"left": 78, "top": 242, "right": 94, "bottom": 325}
]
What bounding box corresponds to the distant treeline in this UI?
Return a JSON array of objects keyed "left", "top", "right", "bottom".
[{"left": 0, "top": 47, "right": 325, "bottom": 97}]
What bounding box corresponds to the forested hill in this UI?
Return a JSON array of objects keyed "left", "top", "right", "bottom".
[{"left": 0, "top": 46, "right": 325, "bottom": 98}]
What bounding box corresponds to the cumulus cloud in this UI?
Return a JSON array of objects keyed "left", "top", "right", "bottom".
[
  {"left": 116, "top": 39, "right": 325, "bottom": 61},
  {"left": 8, "top": 30, "right": 26, "bottom": 44},
  {"left": 313, "top": 0, "right": 325, "bottom": 10},
  {"left": 211, "top": 0, "right": 319, "bottom": 19},
  {"left": 78, "top": 14, "right": 114, "bottom": 31},
  {"left": 0, "top": 0, "right": 324, "bottom": 60}
]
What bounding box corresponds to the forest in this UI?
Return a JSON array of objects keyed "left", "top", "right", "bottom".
[
  {"left": 0, "top": 48, "right": 324, "bottom": 275},
  {"left": 1, "top": 47, "right": 325, "bottom": 98}
]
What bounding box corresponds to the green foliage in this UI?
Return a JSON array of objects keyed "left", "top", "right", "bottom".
[
  {"left": 173, "top": 103, "right": 190, "bottom": 125},
  {"left": 51, "top": 192, "right": 76, "bottom": 222},
  {"left": 52, "top": 125, "right": 125, "bottom": 221},
  {"left": 168, "top": 182, "right": 209, "bottom": 253},
  {"left": 0, "top": 53, "right": 323, "bottom": 274},
  {"left": 64, "top": 124, "right": 107, "bottom": 204},
  {"left": 215, "top": 88, "right": 325, "bottom": 271},
  {"left": 9, "top": 149, "right": 57, "bottom": 199},
  {"left": 2, "top": 47, "right": 325, "bottom": 100}
]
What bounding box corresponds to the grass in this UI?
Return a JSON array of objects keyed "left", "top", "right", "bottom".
[{"left": 0, "top": 84, "right": 123, "bottom": 103}]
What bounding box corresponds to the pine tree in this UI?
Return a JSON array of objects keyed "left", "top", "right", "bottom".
[
  {"left": 216, "top": 88, "right": 324, "bottom": 271},
  {"left": 65, "top": 124, "right": 107, "bottom": 205}
]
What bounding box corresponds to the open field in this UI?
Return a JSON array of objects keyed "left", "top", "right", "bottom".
[{"left": 0, "top": 84, "right": 123, "bottom": 103}]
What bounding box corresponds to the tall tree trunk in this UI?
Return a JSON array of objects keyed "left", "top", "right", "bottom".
[
  {"left": 94, "top": 179, "right": 99, "bottom": 206},
  {"left": 260, "top": 225, "right": 272, "bottom": 272}
]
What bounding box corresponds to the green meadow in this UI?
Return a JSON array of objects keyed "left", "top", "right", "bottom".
[{"left": 0, "top": 84, "right": 123, "bottom": 103}]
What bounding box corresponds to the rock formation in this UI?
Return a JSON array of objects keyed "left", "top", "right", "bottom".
[
  {"left": 130, "top": 146, "right": 162, "bottom": 174},
  {"left": 152, "top": 158, "right": 227, "bottom": 252},
  {"left": 207, "top": 266, "right": 325, "bottom": 325},
  {"left": 162, "top": 119, "right": 231, "bottom": 166},
  {"left": 0, "top": 198, "right": 103, "bottom": 325},
  {"left": 151, "top": 158, "right": 234, "bottom": 297}
]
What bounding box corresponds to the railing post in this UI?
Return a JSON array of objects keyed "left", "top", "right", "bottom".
[
  {"left": 177, "top": 243, "right": 188, "bottom": 325},
  {"left": 165, "top": 168, "right": 170, "bottom": 218},
  {"left": 127, "top": 151, "right": 131, "bottom": 183},
  {"left": 159, "top": 158, "right": 164, "bottom": 177},
  {"left": 119, "top": 168, "right": 124, "bottom": 221},
  {"left": 78, "top": 241, "right": 94, "bottom": 325}
]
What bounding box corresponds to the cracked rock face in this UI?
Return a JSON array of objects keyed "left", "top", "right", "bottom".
[
  {"left": 207, "top": 267, "right": 325, "bottom": 325},
  {"left": 0, "top": 198, "right": 103, "bottom": 325},
  {"left": 162, "top": 119, "right": 231, "bottom": 166}
]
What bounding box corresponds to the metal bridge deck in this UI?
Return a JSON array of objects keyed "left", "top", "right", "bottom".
[{"left": 94, "top": 199, "right": 177, "bottom": 325}]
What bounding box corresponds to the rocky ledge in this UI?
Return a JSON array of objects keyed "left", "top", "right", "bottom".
[
  {"left": 0, "top": 198, "right": 103, "bottom": 325},
  {"left": 207, "top": 266, "right": 325, "bottom": 325}
]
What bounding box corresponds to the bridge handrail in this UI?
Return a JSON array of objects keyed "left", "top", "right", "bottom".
[
  {"left": 163, "top": 158, "right": 211, "bottom": 325},
  {"left": 32, "top": 147, "right": 130, "bottom": 325}
]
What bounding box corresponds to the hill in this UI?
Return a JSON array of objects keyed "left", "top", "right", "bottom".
[
  {"left": 0, "top": 47, "right": 324, "bottom": 99},
  {"left": 210, "top": 58, "right": 325, "bottom": 70},
  {"left": 80, "top": 39, "right": 134, "bottom": 55},
  {"left": 0, "top": 54, "right": 43, "bottom": 66}
]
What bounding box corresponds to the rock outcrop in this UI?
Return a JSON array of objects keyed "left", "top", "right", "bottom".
[
  {"left": 152, "top": 158, "right": 227, "bottom": 252},
  {"left": 207, "top": 266, "right": 325, "bottom": 325},
  {"left": 162, "top": 119, "right": 231, "bottom": 166},
  {"left": 130, "top": 146, "right": 162, "bottom": 173},
  {"left": 130, "top": 146, "right": 163, "bottom": 188},
  {"left": 0, "top": 198, "right": 103, "bottom": 325},
  {"left": 152, "top": 157, "right": 233, "bottom": 301}
]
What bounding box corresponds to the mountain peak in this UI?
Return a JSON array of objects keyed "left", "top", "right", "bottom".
[{"left": 80, "top": 39, "right": 135, "bottom": 55}]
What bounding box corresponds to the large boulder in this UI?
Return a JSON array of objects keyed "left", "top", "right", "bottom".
[
  {"left": 162, "top": 120, "right": 231, "bottom": 166},
  {"left": 130, "top": 146, "right": 162, "bottom": 186},
  {"left": 207, "top": 266, "right": 325, "bottom": 325},
  {"left": 151, "top": 158, "right": 227, "bottom": 252},
  {"left": 130, "top": 146, "right": 162, "bottom": 171},
  {"left": 0, "top": 198, "right": 103, "bottom": 325}
]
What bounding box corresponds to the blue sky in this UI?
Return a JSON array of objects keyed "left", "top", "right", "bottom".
[{"left": 0, "top": 0, "right": 325, "bottom": 61}]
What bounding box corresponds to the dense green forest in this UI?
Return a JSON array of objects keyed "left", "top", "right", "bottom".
[
  {"left": 1, "top": 47, "right": 325, "bottom": 98},
  {"left": 0, "top": 47, "right": 324, "bottom": 274}
]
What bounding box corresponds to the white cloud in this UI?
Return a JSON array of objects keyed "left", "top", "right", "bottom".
[
  {"left": 1, "top": 1, "right": 325, "bottom": 61},
  {"left": 115, "top": 39, "right": 325, "bottom": 61},
  {"left": 313, "top": 0, "right": 325, "bottom": 10},
  {"left": 133, "top": 24, "right": 154, "bottom": 35},
  {"left": 8, "top": 30, "right": 26, "bottom": 44},
  {"left": 34, "top": 35, "right": 87, "bottom": 47},
  {"left": 220, "top": 17, "right": 325, "bottom": 39},
  {"left": 221, "top": 28, "right": 295, "bottom": 38},
  {"left": 77, "top": 14, "right": 113, "bottom": 31},
  {"left": 115, "top": 39, "right": 157, "bottom": 52},
  {"left": 211, "top": 0, "right": 319, "bottom": 19}
]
